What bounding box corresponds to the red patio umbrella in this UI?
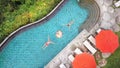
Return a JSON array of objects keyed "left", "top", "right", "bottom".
[
  {"left": 95, "top": 30, "right": 119, "bottom": 53},
  {"left": 72, "top": 52, "right": 96, "bottom": 68}
]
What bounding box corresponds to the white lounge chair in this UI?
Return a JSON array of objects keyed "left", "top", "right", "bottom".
[
  {"left": 59, "top": 63, "right": 66, "bottom": 68},
  {"left": 83, "top": 40, "right": 97, "bottom": 55},
  {"left": 114, "top": 1, "right": 120, "bottom": 7},
  {"left": 74, "top": 48, "right": 82, "bottom": 55},
  {"left": 96, "top": 28, "right": 102, "bottom": 34},
  {"left": 88, "top": 35, "right": 96, "bottom": 46},
  {"left": 68, "top": 54, "right": 74, "bottom": 62}
]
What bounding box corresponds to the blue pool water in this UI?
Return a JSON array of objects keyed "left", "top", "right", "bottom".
[{"left": 0, "top": 0, "right": 88, "bottom": 68}]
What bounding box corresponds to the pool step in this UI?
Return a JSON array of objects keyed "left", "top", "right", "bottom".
[{"left": 79, "top": 0, "right": 100, "bottom": 31}]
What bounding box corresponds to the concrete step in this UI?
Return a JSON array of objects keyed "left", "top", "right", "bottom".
[{"left": 79, "top": 0, "right": 100, "bottom": 31}]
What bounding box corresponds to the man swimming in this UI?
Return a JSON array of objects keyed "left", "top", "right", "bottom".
[
  {"left": 42, "top": 35, "right": 55, "bottom": 49},
  {"left": 64, "top": 20, "right": 74, "bottom": 30}
]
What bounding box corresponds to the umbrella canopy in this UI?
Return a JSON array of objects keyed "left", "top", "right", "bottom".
[
  {"left": 95, "top": 30, "right": 119, "bottom": 53},
  {"left": 72, "top": 53, "right": 96, "bottom": 68}
]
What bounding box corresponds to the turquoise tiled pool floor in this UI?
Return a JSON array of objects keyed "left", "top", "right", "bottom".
[{"left": 0, "top": 0, "right": 88, "bottom": 68}]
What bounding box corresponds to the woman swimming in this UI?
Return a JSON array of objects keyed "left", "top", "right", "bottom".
[{"left": 42, "top": 35, "right": 55, "bottom": 49}]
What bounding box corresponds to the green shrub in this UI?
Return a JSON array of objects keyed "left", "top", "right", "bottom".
[{"left": 0, "top": 0, "right": 61, "bottom": 43}]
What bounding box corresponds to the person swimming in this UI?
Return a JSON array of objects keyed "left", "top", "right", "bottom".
[
  {"left": 64, "top": 20, "right": 74, "bottom": 30},
  {"left": 42, "top": 35, "right": 55, "bottom": 49}
]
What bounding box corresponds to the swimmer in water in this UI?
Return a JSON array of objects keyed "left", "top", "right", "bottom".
[
  {"left": 63, "top": 20, "right": 74, "bottom": 30},
  {"left": 42, "top": 35, "right": 55, "bottom": 49}
]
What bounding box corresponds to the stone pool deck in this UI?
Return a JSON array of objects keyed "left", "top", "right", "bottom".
[
  {"left": 45, "top": 0, "right": 120, "bottom": 68},
  {"left": 95, "top": 0, "right": 120, "bottom": 32}
]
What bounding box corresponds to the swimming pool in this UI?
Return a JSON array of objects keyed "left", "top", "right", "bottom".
[{"left": 0, "top": 0, "right": 88, "bottom": 68}]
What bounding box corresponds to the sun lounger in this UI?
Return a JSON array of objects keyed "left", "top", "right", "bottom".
[
  {"left": 68, "top": 54, "right": 74, "bottom": 62},
  {"left": 59, "top": 63, "right": 66, "bottom": 68},
  {"left": 114, "top": 1, "right": 120, "bottom": 7},
  {"left": 88, "top": 35, "right": 96, "bottom": 46},
  {"left": 83, "top": 40, "right": 97, "bottom": 55},
  {"left": 96, "top": 28, "right": 102, "bottom": 34},
  {"left": 74, "top": 48, "right": 82, "bottom": 55}
]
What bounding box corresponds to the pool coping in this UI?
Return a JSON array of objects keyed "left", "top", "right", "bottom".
[{"left": 0, "top": 0, "right": 67, "bottom": 51}]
